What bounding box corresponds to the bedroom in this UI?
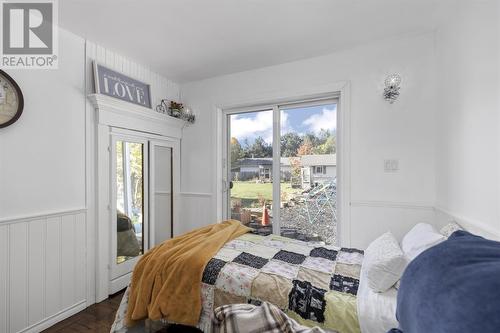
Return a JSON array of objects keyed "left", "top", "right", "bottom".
[{"left": 0, "top": 0, "right": 498, "bottom": 332}]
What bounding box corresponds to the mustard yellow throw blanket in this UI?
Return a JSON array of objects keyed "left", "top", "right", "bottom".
[{"left": 126, "top": 220, "right": 250, "bottom": 327}]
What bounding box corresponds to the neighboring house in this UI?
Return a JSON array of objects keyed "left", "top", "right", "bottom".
[
  {"left": 235, "top": 158, "right": 273, "bottom": 181},
  {"left": 300, "top": 154, "right": 336, "bottom": 188},
  {"left": 233, "top": 157, "right": 292, "bottom": 181},
  {"left": 232, "top": 154, "right": 335, "bottom": 187}
]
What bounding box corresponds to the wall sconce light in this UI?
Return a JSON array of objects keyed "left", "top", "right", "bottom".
[{"left": 383, "top": 73, "right": 401, "bottom": 104}]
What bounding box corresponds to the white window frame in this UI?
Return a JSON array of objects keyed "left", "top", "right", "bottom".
[{"left": 218, "top": 90, "right": 349, "bottom": 245}]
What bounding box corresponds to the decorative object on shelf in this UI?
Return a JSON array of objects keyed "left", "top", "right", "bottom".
[
  {"left": 0, "top": 70, "right": 24, "bottom": 128},
  {"left": 169, "top": 101, "right": 183, "bottom": 118},
  {"left": 383, "top": 73, "right": 401, "bottom": 104},
  {"left": 155, "top": 99, "right": 195, "bottom": 123},
  {"left": 155, "top": 99, "right": 169, "bottom": 114},
  {"left": 93, "top": 62, "right": 152, "bottom": 108},
  {"left": 182, "top": 106, "right": 195, "bottom": 123}
]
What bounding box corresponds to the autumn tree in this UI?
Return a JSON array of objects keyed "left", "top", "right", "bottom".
[
  {"left": 297, "top": 139, "right": 314, "bottom": 156},
  {"left": 230, "top": 137, "right": 244, "bottom": 165}
]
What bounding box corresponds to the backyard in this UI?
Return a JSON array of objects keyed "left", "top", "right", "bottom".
[
  {"left": 230, "top": 181, "right": 301, "bottom": 203},
  {"left": 230, "top": 180, "right": 337, "bottom": 244}
]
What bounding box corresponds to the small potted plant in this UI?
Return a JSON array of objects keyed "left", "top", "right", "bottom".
[{"left": 168, "top": 101, "right": 183, "bottom": 118}]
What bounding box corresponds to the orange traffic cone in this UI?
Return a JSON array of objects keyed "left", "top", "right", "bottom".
[{"left": 261, "top": 205, "right": 270, "bottom": 226}]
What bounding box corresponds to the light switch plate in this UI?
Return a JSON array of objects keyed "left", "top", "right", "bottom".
[{"left": 384, "top": 159, "right": 399, "bottom": 173}]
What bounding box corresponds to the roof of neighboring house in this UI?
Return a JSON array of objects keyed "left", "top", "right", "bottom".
[
  {"left": 238, "top": 158, "right": 273, "bottom": 166},
  {"left": 280, "top": 157, "right": 291, "bottom": 166},
  {"left": 238, "top": 157, "right": 292, "bottom": 167},
  {"left": 300, "top": 154, "right": 336, "bottom": 166}
]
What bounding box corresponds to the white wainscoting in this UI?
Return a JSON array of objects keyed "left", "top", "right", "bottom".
[
  {"left": 0, "top": 209, "right": 86, "bottom": 333},
  {"left": 349, "top": 200, "right": 435, "bottom": 249},
  {"left": 178, "top": 192, "right": 214, "bottom": 236}
]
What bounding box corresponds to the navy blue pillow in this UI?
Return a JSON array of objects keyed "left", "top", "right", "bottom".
[{"left": 392, "top": 230, "right": 500, "bottom": 333}]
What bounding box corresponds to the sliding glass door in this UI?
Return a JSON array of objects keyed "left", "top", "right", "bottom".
[
  {"left": 228, "top": 110, "right": 274, "bottom": 234},
  {"left": 225, "top": 99, "right": 338, "bottom": 244}
]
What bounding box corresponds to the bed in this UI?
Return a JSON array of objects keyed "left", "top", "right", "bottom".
[{"left": 111, "top": 228, "right": 399, "bottom": 333}]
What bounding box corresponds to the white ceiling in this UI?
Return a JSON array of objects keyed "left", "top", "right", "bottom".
[{"left": 59, "top": 0, "right": 453, "bottom": 83}]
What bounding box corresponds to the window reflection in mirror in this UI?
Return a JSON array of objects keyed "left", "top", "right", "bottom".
[{"left": 116, "top": 141, "right": 144, "bottom": 264}]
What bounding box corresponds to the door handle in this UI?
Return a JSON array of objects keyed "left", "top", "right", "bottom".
[{"left": 229, "top": 181, "right": 233, "bottom": 189}]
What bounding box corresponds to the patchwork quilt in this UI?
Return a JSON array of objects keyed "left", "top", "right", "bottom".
[
  {"left": 198, "top": 233, "right": 364, "bottom": 333},
  {"left": 111, "top": 232, "right": 364, "bottom": 333}
]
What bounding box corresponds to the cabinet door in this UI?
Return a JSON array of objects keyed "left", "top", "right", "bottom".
[{"left": 149, "top": 141, "right": 174, "bottom": 246}]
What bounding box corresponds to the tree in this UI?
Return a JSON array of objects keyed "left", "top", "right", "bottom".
[
  {"left": 297, "top": 140, "right": 314, "bottom": 156},
  {"left": 280, "top": 132, "right": 303, "bottom": 157},
  {"left": 303, "top": 133, "right": 320, "bottom": 148},
  {"left": 313, "top": 135, "right": 336, "bottom": 154},
  {"left": 289, "top": 156, "right": 302, "bottom": 185},
  {"left": 230, "top": 137, "right": 244, "bottom": 165},
  {"left": 241, "top": 138, "right": 251, "bottom": 158},
  {"left": 248, "top": 136, "right": 272, "bottom": 158}
]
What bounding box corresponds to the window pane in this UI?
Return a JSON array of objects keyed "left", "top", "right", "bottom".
[
  {"left": 116, "top": 141, "right": 144, "bottom": 264},
  {"left": 280, "top": 103, "right": 337, "bottom": 244},
  {"left": 229, "top": 110, "right": 273, "bottom": 235}
]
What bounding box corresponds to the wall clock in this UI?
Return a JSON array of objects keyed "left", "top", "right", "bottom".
[{"left": 0, "top": 70, "right": 24, "bottom": 128}]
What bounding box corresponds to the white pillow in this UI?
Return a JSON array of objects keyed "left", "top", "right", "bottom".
[
  {"left": 439, "top": 222, "right": 463, "bottom": 238},
  {"left": 363, "top": 232, "right": 407, "bottom": 293},
  {"left": 401, "top": 223, "right": 445, "bottom": 261}
]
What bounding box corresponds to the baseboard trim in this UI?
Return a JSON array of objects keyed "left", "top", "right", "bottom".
[
  {"left": 109, "top": 272, "right": 132, "bottom": 295},
  {"left": 434, "top": 206, "right": 500, "bottom": 241},
  {"left": 350, "top": 200, "right": 434, "bottom": 210},
  {"left": 19, "top": 300, "right": 87, "bottom": 333}
]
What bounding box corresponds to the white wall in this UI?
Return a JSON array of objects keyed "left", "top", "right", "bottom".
[
  {"left": 0, "top": 29, "right": 86, "bottom": 219},
  {"left": 181, "top": 32, "right": 438, "bottom": 248},
  {"left": 435, "top": 0, "right": 500, "bottom": 239}
]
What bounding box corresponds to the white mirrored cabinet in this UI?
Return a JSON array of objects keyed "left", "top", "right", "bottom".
[{"left": 90, "top": 94, "right": 182, "bottom": 300}]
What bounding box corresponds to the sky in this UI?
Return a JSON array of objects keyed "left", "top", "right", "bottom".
[{"left": 230, "top": 103, "right": 337, "bottom": 144}]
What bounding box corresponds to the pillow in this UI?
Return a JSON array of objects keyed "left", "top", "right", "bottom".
[
  {"left": 364, "top": 232, "right": 407, "bottom": 292},
  {"left": 440, "top": 222, "right": 463, "bottom": 238},
  {"left": 401, "top": 223, "right": 445, "bottom": 261}
]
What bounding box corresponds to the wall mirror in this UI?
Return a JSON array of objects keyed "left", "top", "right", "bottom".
[
  {"left": 110, "top": 135, "right": 149, "bottom": 282},
  {"left": 115, "top": 140, "right": 144, "bottom": 264}
]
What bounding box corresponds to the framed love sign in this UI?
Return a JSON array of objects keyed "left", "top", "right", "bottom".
[{"left": 94, "top": 62, "right": 152, "bottom": 109}]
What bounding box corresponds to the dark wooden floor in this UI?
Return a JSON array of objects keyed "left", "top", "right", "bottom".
[
  {"left": 42, "top": 291, "right": 125, "bottom": 333},
  {"left": 41, "top": 290, "right": 203, "bottom": 333}
]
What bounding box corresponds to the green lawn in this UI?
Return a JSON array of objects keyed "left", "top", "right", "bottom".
[{"left": 231, "top": 181, "right": 300, "bottom": 201}]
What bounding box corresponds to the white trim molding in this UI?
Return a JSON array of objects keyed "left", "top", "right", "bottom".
[
  {"left": 0, "top": 208, "right": 87, "bottom": 225},
  {"left": 88, "top": 94, "right": 185, "bottom": 139},
  {"left": 350, "top": 200, "right": 434, "bottom": 211},
  {"left": 19, "top": 301, "right": 86, "bottom": 333}
]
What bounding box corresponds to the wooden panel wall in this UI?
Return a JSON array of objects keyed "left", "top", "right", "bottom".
[{"left": 0, "top": 210, "right": 86, "bottom": 333}]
